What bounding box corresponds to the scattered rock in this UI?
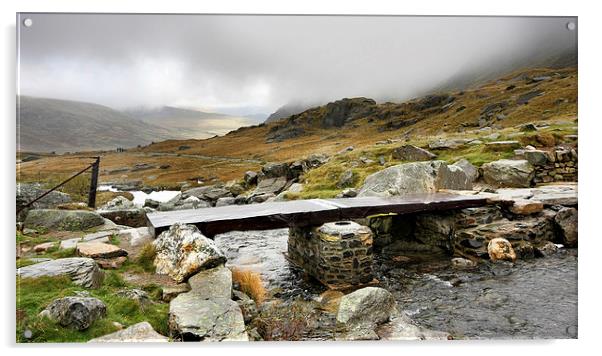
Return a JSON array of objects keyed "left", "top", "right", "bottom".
[
  {"left": 261, "top": 162, "right": 290, "bottom": 179},
  {"left": 116, "top": 289, "right": 153, "bottom": 308},
  {"left": 76, "top": 242, "right": 128, "bottom": 259},
  {"left": 88, "top": 321, "right": 168, "bottom": 342},
  {"left": 24, "top": 209, "right": 105, "bottom": 231},
  {"left": 306, "top": 153, "right": 330, "bottom": 168},
  {"left": 43, "top": 296, "right": 107, "bottom": 330},
  {"left": 517, "top": 90, "right": 544, "bottom": 105},
  {"left": 391, "top": 145, "right": 436, "bottom": 161},
  {"left": 428, "top": 138, "right": 463, "bottom": 150},
  {"left": 452, "top": 159, "right": 479, "bottom": 183},
  {"left": 534, "top": 241, "right": 559, "bottom": 257},
  {"left": 99, "top": 196, "right": 135, "bottom": 211},
  {"left": 451, "top": 257, "right": 476, "bottom": 268},
  {"left": 162, "top": 283, "right": 191, "bottom": 302},
  {"left": 95, "top": 256, "right": 127, "bottom": 269},
  {"left": 520, "top": 123, "right": 538, "bottom": 132},
  {"left": 484, "top": 141, "right": 521, "bottom": 152},
  {"left": 487, "top": 238, "right": 517, "bottom": 262},
  {"left": 339, "top": 188, "right": 358, "bottom": 198},
  {"left": 185, "top": 185, "right": 232, "bottom": 203},
  {"left": 17, "top": 257, "right": 104, "bottom": 288},
  {"left": 251, "top": 176, "right": 288, "bottom": 197},
  {"left": 153, "top": 223, "right": 227, "bottom": 283},
  {"left": 33, "top": 241, "right": 57, "bottom": 253},
  {"left": 524, "top": 150, "right": 549, "bottom": 166},
  {"left": 17, "top": 183, "right": 72, "bottom": 220},
  {"left": 336, "top": 169, "right": 355, "bottom": 188},
  {"left": 233, "top": 290, "right": 259, "bottom": 324},
  {"left": 216, "top": 197, "right": 237, "bottom": 207},
  {"left": 554, "top": 207, "right": 578, "bottom": 246},
  {"left": 481, "top": 159, "right": 535, "bottom": 188}
]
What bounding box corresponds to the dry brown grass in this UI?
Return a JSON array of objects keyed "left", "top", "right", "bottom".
[{"left": 231, "top": 268, "right": 267, "bottom": 305}]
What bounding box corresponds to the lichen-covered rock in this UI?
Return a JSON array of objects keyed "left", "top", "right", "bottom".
[
  {"left": 17, "top": 257, "right": 104, "bottom": 288},
  {"left": 554, "top": 207, "right": 578, "bottom": 246},
  {"left": 187, "top": 265, "right": 232, "bottom": 299},
  {"left": 24, "top": 209, "right": 105, "bottom": 231},
  {"left": 88, "top": 321, "right": 168, "bottom": 342},
  {"left": 481, "top": 159, "right": 535, "bottom": 188},
  {"left": 169, "top": 294, "right": 248, "bottom": 341},
  {"left": 42, "top": 296, "right": 107, "bottom": 330},
  {"left": 391, "top": 145, "right": 436, "bottom": 162},
  {"left": 153, "top": 223, "right": 227, "bottom": 283},
  {"left": 487, "top": 238, "right": 517, "bottom": 262},
  {"left": 358, "top": 161, "right": 471, "bottom": 197},
  {"left": 336, "top": 287, "right": 397, "bottom": 330}
]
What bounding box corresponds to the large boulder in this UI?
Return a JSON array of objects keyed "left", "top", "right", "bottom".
[
  {"left": 358, "top": 161, "right": 471, "bottom": 197},
  {"left": 17, "top": 183, "right": 72, "bottom": 221},
  {"left": 452, "top": 158, "right": 479, "bottom": 183},
  {"left": 88, "top": 321, "right": 168, "bottom": 342},
  {"left": 41, "top": 296, "right": 106, "bottom": 330},
  {"left": 17, "top": 257, "right": 104, "bottom": 288},
  {"left": 169, "top": 294, "right": 248, "bottom": 341},
  {"left": 336, "top": 287, "right": 397, "bottom": 332},
  {"left": 554, "top": 207, "right": 578, "bottom": 246},
  {"left": 24, "top": 209, "right": 105, "bottom": 231},
  {"left": 391, "top": 145, "right": 436, "bottom": 162},
  {"left": 481, "top": 159, "right": 534, "bottom": 188},
  {"left": 153, "top": 223, "right": 227, "bottom": 283},
  {"left": 188, "top": 265, "right": 232, "bottom": 299}
]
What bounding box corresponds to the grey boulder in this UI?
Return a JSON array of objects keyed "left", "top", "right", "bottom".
[
  {"left": 42, "top": 296, "right": 107, "bottom": 330},
  {"left": 24, "top": 209, "right": 105, "bottom": 231},
  {"left": 17, "top": 257, "right": 104, "bottom": 288},
  {"left": 481, "top": 159, "right": 535, "bottom": 188},
  {"left": 88, "top": 321, "right": 168, "bottom": 342}
]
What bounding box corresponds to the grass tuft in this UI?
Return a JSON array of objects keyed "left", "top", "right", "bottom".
[{"left": 231, "top": 268, "right": 267, "bottom": 306}]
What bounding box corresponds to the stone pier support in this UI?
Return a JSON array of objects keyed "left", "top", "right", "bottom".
[{"left": 287, "top": 221, "right": 374, "bottom": 289}]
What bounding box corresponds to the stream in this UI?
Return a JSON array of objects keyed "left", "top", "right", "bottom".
[{"left": 214, "top": 229, "right": 578, "bottom": 339}]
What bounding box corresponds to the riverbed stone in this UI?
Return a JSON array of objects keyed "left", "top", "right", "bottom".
[
  {"left": 554, "top": 207, "right": 578, "bottom": 246},
  {"left": 153, "top": 223, "right": 227, "bottom": 283},
  {"left": 481, "top": 159, "right": 535, "bottom": 188},
  {"left": 43, "top": 296, "right": 107, "bottom": 330},
  {"left": 88, "top": 321, "right": 168, "bottom": 342},
  {"left": 17, "top": 257, "right": 104, "bottom": 288},
  {"left": 487, "top": 238, "right": 517, "bottom": 262},
  {"left": 358, "top": 161, "right": 471, "bottom": 197},
  {"left": 24, "top": 209, "right": 105, "bottom": 231},
  {"left": 336, "top": 287, "right": 397, "bottom": 332},
  {"left": 169, "top": 293, "right": 248, "bottom": 341}
]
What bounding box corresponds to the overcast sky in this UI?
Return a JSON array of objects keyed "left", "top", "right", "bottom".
[{"left": 17, "top": 14, "right": 576, "bottom": 115}]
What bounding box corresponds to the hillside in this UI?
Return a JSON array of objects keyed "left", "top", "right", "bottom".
[
  {"left": 125, "top": 106, "right": 261, "bottom": 139},
  {"left": 17, "top": 66, "right": 577, "bottom": 191},
  {"left": 17, "top": 96, "right": 177, "bottom": 153}
]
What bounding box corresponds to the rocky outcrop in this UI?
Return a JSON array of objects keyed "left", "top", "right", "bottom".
[
  {"left": 487, "top": 238, "right": 517, "bottom": 262},
  {"left": 41, "top": 296, "right": 106, "bottom": 330},
  {"left": 555, "top": 207, "right": 578, "bottom": 246},
  {"left": 24, "top": 209, "right": 105, "bottom": 231},
  {"left": 89, "top": 321, "right": 168, "bottom": 342},
  {"left": 153, "top": 223, "right": 226, "bottom": 283},
  {"left": 358, "top": 161, "right": 471, "bottom": 197},
  {"left": 481, "top": 159, "right": 535, "bottom": 188},
  {"left": 391, "top": 145, "right": 436, "bottom": 162},
  {"left": 17, "top": 257, "right": 104, "bottom": 288}
]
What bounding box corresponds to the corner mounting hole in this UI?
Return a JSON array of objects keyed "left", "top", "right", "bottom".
[{"left": 566, "top": 22, "right": 576, "bottom": 31}]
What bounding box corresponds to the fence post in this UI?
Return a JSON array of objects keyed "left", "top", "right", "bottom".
[{"left": 87, "top": 157, "right": 100, "bottom": 208}]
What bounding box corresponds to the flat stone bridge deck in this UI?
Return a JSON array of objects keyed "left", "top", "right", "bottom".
[{"left": 146, "top": 192, "right": 488, "bottom": 238}]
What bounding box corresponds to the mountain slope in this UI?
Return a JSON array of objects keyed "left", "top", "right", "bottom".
[
  {"left": 17, "top": 96, "right": 176, "bottom": 153},
  {"left": 126, "top": 106, "right": 261, "bottom": 139}
]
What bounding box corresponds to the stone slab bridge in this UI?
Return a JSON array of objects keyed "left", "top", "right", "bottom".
[{"left": 146, "top": 193, "right": 487, "bottom": 289}]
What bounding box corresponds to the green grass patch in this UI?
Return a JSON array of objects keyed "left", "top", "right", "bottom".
[{"left": 16, "top": 274, "right": 169, "bottom": 343}]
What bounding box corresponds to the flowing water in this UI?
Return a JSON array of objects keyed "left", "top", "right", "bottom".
[
  {"left": 214, "top": 229, "right": 578, "bottom": 339},
  {"left": 98, "top": 185, "right": 180, "bottom": 206}
]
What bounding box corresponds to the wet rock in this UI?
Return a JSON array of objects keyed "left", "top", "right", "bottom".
[
  {"left": 512, "top": 240, "right": 535, "bottom": 259},
  {"left": 43, "top": 296, "right": 107, "bottom": 330},
  {"left": 534, "top": 241, "right": 559, "bottom": 257},
  {"left": 452, "top": 158, "right": 479, "bottom": 183},
  {"left": 153, "top": 223, "right": 227, "bottom": 283},
  {"left": 375, "top": 312, "right": 450, "bottom": 340},
  {"left": 17, "top": 257, "right": 104, "bottom": 288},
  {"left": 89, "top": 321, "right": 168, "bottom": 342},
  {"left": 481, "top": 159, "right": 534, "bottom": 188},
  {"left": 554, "top": 207, "right": 578, "bottom": 246},
  {"left": 391, "top": 145, "right": 436, "bottom": 161},
  {"left": 24, "top": 209, "right": 105, "bottom": 231},
  {"left": 162, "top": 283, "right": 191, "bottom": 302},
  {"left": 169, "top": 294, "right": 248, "bottom": 341},
  {"left": 414, "top": 213, "right": 456, "bottom": 253},
  {"left": 487, "top": 238, "right": 517, "bottom": 262},
  {"left": 336, "top": 169, "right": 355, "bottom": 188},
  {"left": 358, "top": 161, "right": 471, "bottom": 197},
  {"left": 76, "top": 242, "right": 128, "bottom": 259},
  {"left": 336, "top": 287, "right": 397, "bottom": 331},
  {"left": 188, "top": 265, "right": 232, "bottom": 299},
  {"left": 451, "top": 257, "right": 476, "bottom": 268}
]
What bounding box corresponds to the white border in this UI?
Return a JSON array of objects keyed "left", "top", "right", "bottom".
[{"left": 2, "top": 1, "right": 600, "bottom": 355}]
